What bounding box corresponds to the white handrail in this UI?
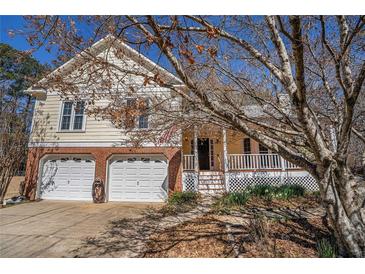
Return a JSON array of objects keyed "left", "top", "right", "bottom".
[
  {"left": 228, "top": 154, "right": 300, "bottom": 170},
  {"left": 183, "top": 153, "right": 300, "bottom": 171},
  {"left": 183, "top": 154, "right": 195, "bottom": 170}
]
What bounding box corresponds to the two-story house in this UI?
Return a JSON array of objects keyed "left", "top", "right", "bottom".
[{"left": 24, "top": 35, "right": 317, "bottom": 203}]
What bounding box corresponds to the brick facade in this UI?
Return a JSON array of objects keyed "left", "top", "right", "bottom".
[{"left": 24, "top": 146, "right": 182, "bottom": 201}]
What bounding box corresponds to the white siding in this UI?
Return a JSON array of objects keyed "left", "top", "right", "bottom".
[
  {"left": 30, "top": 47, "right": 180, "bottom": 146},
  {"left": 30, "top": 95, "right": 128, "bottom": 143}
]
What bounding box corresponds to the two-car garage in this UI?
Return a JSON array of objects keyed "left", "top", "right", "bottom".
[{"left": 38, "top": 154, "right": 168, "bottom": 202}]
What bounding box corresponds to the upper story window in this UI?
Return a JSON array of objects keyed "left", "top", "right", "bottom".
[
  {"left": 138, "top": 99, "right": 149, "bottom": 129},
  {"left": 138, "top": 114, "right": 149, "bottom": 129},
  {"left": 60, "top": 101, "right": 85, "bottom": 131},
  {"left": 243, "top": 138, "right": 251, "bottom": 154},
  {"left": 125, "top": 98, "right": 149, "bottom": 129}
]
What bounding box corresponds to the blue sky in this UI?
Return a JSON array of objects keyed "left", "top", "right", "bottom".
[
  {"left": 0, "top": 15, "right": 56, "bottom": 65},
  {"left": 0, "top": 15, "right": 176, "bottom": 72},
  {"left": 0, "top": 15, "right": 278, "bottom": 85}
]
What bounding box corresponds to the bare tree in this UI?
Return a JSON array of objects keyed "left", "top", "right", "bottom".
[
  {"left": 0, "top": 106, "right": 28, "bottom": 204},
  {"left": 23, "top": 15, "right": 365, "bottom": 256},
  {"left": 0, "top": 43, "right": 46, "bottom": 204}
]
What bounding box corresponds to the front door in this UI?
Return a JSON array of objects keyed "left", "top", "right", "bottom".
[{"left": 198, "top": 138, "right": 210, "bottom": 170}]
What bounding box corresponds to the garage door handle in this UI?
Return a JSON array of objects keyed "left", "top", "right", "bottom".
[{"left": 137, "top": 181, "right": 139, "bottom": 186}]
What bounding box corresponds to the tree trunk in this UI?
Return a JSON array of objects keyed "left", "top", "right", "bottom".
[
  {"left": 319, "top": 164, "right": 365, "bottom": 257},
  {"left": 0, "top": 166, "right": 14, "bottom": 206}
]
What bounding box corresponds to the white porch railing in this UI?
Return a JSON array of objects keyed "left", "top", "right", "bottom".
[
  {"left": 183, "top": 153, "right": 300, "bottom": 171},
  {"left": 183, "top": 154, "right": 195, "bottom": 170},
  {"left": 228, "top": 154, "right": 300, "bottom": 171}
]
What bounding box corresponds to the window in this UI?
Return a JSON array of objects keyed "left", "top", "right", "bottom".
[
  {"left": 138, "top": 114, "right": 148, "bottom": 129},
  {"left": 259, "top": 144, "right": 269, "bottom": 154},
  {"left": 60, "top": 102, "right": 72, "bottom": 130},
  {"left": 60, "top": 101, "right": 85, "bottom": 131},
  {"left": 243, "top": 138, "right": 251, "bottom": 154},
  {"left": 73, "top": 101, "right": 85, "bottom": 130},
  {"left": 125, "top": 98, "right": 150, "bottom": 129},
  {"left": 138, "top": 99, "right": 149, "bottom": 129}
]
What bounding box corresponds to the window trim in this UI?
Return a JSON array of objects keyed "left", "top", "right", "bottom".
[
  {"left": 137, "top": 98, "right": 150, "bottom": 130},
  {"left": 138, "top": 113, "right": 149, "bottom": 129},
  {"left": 58, "top": 101, "right": 87, "bottom": 132},
  {"left": 125, "top": 97, "right": 150, "bottom": 130}
]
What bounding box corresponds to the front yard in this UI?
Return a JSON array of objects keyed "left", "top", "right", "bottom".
[{"left": 73, "top": 186, "right": 335, "bottom": 258}]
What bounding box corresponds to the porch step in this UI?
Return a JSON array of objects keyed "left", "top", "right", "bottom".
[
  {"left": 199, "top": 176, "right": 224, "bottom": 182},
  {"left": 199, "top": 175, "right": 223, "bottom": 180},
  {"left": 199, "top": 189, "right": 226, "bottom": 195},
  {"left": 198, "top": 171, "right": 225, "bottom": 194},
  {"left": 199, "top": 183, "right": 224, "bottom": 188},
  {"left": 199, "top": 171, "right": 224, "bottom": 180},
  {"left": 199, "top": 171, "right": 223, "bottom": 175}
]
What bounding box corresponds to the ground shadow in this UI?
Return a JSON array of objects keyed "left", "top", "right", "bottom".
[{"left": 71, "top": 197, "right": 330, "bottom": 258}]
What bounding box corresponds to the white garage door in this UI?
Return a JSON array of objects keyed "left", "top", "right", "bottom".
[
  {"left": 108, "top": 155, "right": 168, "bottom": 202},
  {"left": 39, "top": 156, "right": 95, "bottom": 200}
]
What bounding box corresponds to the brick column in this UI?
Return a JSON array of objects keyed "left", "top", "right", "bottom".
[
  {"left": 24, "top": 148, "right": 42, "bottom": 200},
  {"left": 92, "top": 150, "right": 109, "bottom": 185}
]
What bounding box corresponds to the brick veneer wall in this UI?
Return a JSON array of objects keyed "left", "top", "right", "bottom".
[{"left": 24, "top": 146, "right": 182, "bottom": 201}]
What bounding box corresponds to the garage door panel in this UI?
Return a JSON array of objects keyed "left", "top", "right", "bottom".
[
  {"left": 139, "top": 181, "right": 165, "bottom": 188},
  {"left": 40, "top": 157, "right": 95, "bottom": 201},
  {"left": 109, "top": 155, "right": 168, "bottom": 202}
]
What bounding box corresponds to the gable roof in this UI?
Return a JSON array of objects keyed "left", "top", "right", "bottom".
[{"left": 25, "top": 34, "right": 183, "bottom": 97}]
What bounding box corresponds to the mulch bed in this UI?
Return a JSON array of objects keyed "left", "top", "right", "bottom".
[
  {"left": 245, "top": 194, "right": 321, "bottom": 210},
  {"left": 144, "top": 196, "right": 331, "bottom": 258},
  {"left": 234, "top": 215, "right": 330, "bottom": 257},
  {"left": 143, "top": 216, "right": 236, "bottom": 258}
]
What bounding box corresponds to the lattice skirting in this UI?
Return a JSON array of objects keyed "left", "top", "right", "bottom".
[
  {"left": 228, "top": 171, "right": 318, "bottom": 192},
  {"left": 182, "top": 171, "right": 198, "bottom": 191}
]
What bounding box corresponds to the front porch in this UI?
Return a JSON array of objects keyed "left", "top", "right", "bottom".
[{"left": 182, "top": 127, "right": 318, "bottom": 193}]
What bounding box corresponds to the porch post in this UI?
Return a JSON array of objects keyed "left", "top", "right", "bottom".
[
  {"left": 280, "top": 156, "right": 286, "bottom": 171},
  {"left": 222, "top": 128, "right": 229, "bottom": 191},
  {"left": 193, "top": 126, "right": 199, "bottom": 191},
  {"left": 280, "top": 156, "right": 286, "bottom": 185},
  {"left": 193, "top": 126, "right": 199, "bottom": 173}
]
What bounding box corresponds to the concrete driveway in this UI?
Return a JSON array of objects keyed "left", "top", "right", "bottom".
[{"left": 0, "top": 200, "right": 159, "bottom": 257}]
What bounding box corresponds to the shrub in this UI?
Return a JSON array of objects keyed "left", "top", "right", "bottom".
[
  {"left": 222, "top": 191, "right": 250, "bottom": 206},
  {"left": 316, "top": 238, "right": 337, "bottom": 258},
  {"left": 275, "top": 184, "right": 305, "bottom": 199},
  {"left": 160, "top": 191, "right": 200, "bottom": 216},
  {"left": 167, "top": 191, "right": 199, "bottom": 206},
  {"left": 213, "top": 191, "right": 250, "bottom": 214},
  {"left": 247, "top": 185, "right": 276, "bottom": 197},
  {"left": 247, "top": 184, "right": 305, "bottom": 200}
]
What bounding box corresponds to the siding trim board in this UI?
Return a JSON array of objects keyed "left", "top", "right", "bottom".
[{"left": 28, "top": 142, "right": 183, "bottom": 148}]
